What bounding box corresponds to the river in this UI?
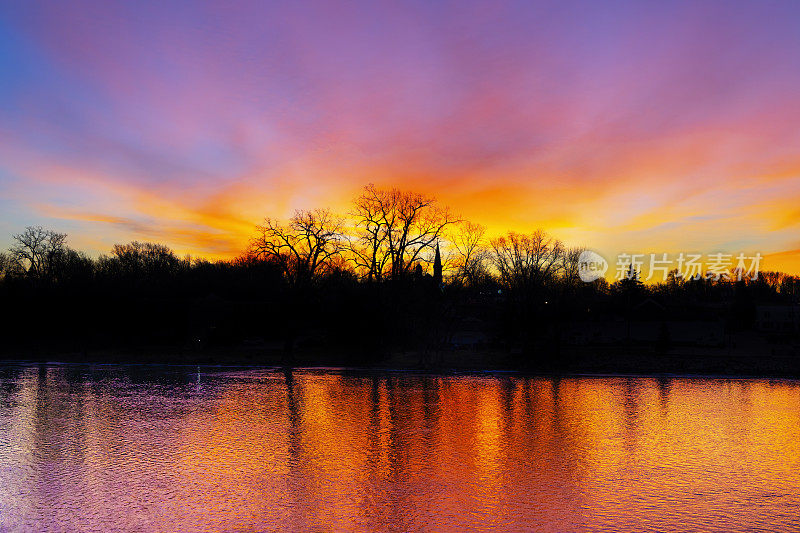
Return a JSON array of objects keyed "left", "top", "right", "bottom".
[{"left": 0, "top": 364, "right": 798, "bottom": 531}]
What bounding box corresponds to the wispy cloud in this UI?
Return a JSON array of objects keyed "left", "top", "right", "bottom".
[{"left": 0, "top": 0, "right": 799, "bottom": 269}]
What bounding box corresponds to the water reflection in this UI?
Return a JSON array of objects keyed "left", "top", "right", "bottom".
[{"left": 1, "top": 365, "right": 799, "bottom": 531}]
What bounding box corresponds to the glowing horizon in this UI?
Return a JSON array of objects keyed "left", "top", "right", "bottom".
[{"left": 1, "top": 1, "right": 799, "bottom": 273}]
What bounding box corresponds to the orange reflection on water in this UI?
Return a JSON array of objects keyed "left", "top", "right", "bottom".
[{"left": 1, "top": 367, "right": 800, "bottom": 531}]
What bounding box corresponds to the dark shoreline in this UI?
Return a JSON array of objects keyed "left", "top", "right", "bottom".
[{"left": 3, "top": 346, "right": 800, "bottom": 379}]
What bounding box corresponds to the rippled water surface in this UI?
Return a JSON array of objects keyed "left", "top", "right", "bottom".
[{"left": 1, "top": 365, "right": 799, "bottom": 531}]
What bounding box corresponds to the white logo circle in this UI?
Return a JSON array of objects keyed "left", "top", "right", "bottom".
[{"left": 578, "top": 250, "right": 608, "bottom": 282}]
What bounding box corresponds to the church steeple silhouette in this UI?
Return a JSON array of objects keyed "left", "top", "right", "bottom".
[{"left": 433, "top": 242, "right": 442, "bottom": 286}]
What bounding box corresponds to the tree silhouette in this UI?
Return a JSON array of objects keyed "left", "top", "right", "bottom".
[
  {"left": 0, "top": 252, "right": 9, "bottom": 280},
  {"left": 449, "top": 221, "right": 489, "bottom": 287},
  {"left": 490, "top": 230, "right": 564, "bottom": 292},
  {"left": 9, "top": 226, "right": 67, "bottom": 281},
  {"left": 560, "top": 247, "right": 585, "bottom": 289},
  {"left": 616, "top": 263, "right": 643, "bottom": 294},
  {"left": 1, "top": 182, "right": 798, "bottom": 374},
  {"left": 250, "top": 208, "right": 345, "bottom": 287},
  {"left": 110, "top": 241, "right": 184, "bottom": 278},
  {"left": 350, "top": 184, "right": 457, "bottom": 281}
]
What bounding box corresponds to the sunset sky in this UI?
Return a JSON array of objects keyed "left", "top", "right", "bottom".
[{"left": 1, "top": 1, "right": 799, "bottom": 272}]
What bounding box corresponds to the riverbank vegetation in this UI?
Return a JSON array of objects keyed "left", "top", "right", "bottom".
[{"left": 1, "top": 184, "right": 798, "bottom": 374}]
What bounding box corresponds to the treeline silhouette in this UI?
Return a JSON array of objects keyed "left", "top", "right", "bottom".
[{"left": 1, "top": 184, "right": 798, "bottom": 369}]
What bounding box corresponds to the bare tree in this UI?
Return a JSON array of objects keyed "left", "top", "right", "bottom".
[
  {"left": 250, "top": 208, "right": 345, "bottom": 286},
  {"left": 560, "top": 246, "right": 585, "bottom": 287},
  {"left": 111, "top": 241, "right": 184, "bottom": 277},
  {"left": 0, "top": 251, "right": 8, "bottom": 280},
  {"left": 449, "top": 221, "right": 490, "bottom": 286},
  {"left": 9, "top": 226, "right": 67, "bottom": 280},
  {"left": 350, "top": 184, "right": 457, "bottom": 281},
  {"left": 490, "top": 230, "right": 565, "bottom": 292},
  {"left": 349, "top": 185, "right": 392, "bottom": 281}
]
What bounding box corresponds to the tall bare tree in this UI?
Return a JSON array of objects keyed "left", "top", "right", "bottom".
[
  {"left": 560, "top": 246, "right": 586, "bottom": 287},
  {"left": 349, "top": 185, "right": 392, "bottom": 281},
  {"left": 490, "top": 230, "right": 564, "bottom": 292},
  {"left": 449, "top": 221, "right": 489, "bottom": 286},
  {"left": 9, "top": 226, "right": 67, "bottom": 280},
  {"left": 250, "top": 208, "right": 345, "bottom": 286},
  {"left": 350, "top": 184, "right": 457, "bottom": 281}
]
